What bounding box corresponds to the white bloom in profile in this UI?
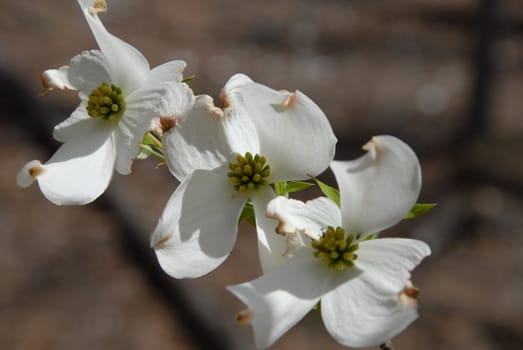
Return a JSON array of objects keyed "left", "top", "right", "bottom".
[
  {"left": 150, "top": 73, "right": 337, "bottom": 278},
  {"left": 16, "top": 0, "right": 193, "bottom": 205},
  {"left": 228, "top": 136, "right": 431, "bottom": 349}
]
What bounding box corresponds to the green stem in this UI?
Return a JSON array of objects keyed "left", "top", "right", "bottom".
[
  {"left": 140, "top": 144, "right": 165, "bottom": 161},
  {"left": 148, "top": 131, "right": 164, "bottom": 150}
]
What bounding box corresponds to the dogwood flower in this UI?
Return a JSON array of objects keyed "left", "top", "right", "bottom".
[
  {"left": 228, "top": 136, "right": 431, "bottom": 348},
  {"left": 150, "top": 73, "right": 337, "bottom": 278},
  {"left": 16, "top": 0, "right": 193, "bottom": 205}
]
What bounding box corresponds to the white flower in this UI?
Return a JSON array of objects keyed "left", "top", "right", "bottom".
[
  {"left": 16, "top": 0, "right": 193, "bottom": 205},
  {"left": 227, "top": 136, "right": 431, "bottom": 348},
  {"left": 150, "top": 73, "right": 337, "bottom": 278}
]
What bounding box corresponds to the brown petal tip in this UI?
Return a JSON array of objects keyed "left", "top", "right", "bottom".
[
  {"left": 399, "top": 281, "right": 420, "bottom": 305},
  {"left": 235, "top": 310, "right": 252, "bottom": 325},
  {"left": 88, "top": 0, "right": 108, "bottom": 15}
]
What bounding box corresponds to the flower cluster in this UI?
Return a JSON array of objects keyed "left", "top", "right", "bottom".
[{"left": 17, "top": 1, "right": 433, "bottom": 348}]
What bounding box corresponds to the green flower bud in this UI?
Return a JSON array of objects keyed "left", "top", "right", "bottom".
[
  {"left": 311, "top": 226, "right": 359, "bottom": 271},
  {"left": 86, "top": 82, "right": 125, "bottom": 121},
  {"left": 227, "top": 152, "right": 271, "bottom": 192}
]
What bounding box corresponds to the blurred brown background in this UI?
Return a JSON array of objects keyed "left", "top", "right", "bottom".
[{"left": 1, "top": 0, "right": 522, "bottom": 349}]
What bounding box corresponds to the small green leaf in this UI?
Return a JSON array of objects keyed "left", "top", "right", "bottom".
[
  {"left": 239, "top": 200, "right": 256, "bottom": 226},
  {"left": 273, "top": 181, "right": 313, "bottom": 196},
  {"left": 181, "top": 75, "right": 195, "bottom": 84},
  {"left": 311, "top": 177, "right": 340, "bottom": 207},
  {"left": 274, "top": 181, "right": 288, "bottom": 196},
  {"left": 286, "top": 181, "right": 314, "bottom": 193},
  {"left": 404, "top": 203, "right": 437, "bottom": 219},
  {"left": 362, "top": 233, "right": 379, "bottom": 241}
]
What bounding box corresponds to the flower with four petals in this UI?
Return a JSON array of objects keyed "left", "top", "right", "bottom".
[
  {"left": 150, "top": 73, "right": 337, "bottom": 278},
  {"left": 228, "top": 136, "right": 431, "bottom": 348},
  {"left": 16, "top": 0, "right": 193, "bottom": 205}
]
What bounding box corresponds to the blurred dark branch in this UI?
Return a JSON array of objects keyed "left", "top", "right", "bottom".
[
  {"left": 464, "top": 0, "right": 496, "bottom": 140},
  {"left": 457, "top": 138, "right": 523, "bottom": 197},
  {"left": 418, "top": 4, "right": 523, "bottom": 35}
]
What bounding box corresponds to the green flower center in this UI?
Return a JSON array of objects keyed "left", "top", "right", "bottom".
[
  {"left": 228, "top": 152, "right": 271, "bottom": 192},
  {"left": 311, "top": 226, "right": 359, "bottom": 270},
  {"left": 86, "top": 82, "right": 125, "bottom": 121}
]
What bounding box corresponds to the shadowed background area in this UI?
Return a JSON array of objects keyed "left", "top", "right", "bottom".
[{"left": 1, "top": 0, "right": 522, "bottom": 349}]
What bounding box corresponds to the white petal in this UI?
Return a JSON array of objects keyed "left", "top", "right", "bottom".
[
  {"left": 240, "top": 84, "right": 337, "bottom": 182},
  {"left": 78, "top": 3, "right": 150, "bottom": 93},
  {"left": 321, "top": 238, "right": 431, "bottom": 348},
  {"left": 163, "top": 94, "right": 230, "bottom": 182},
  {"left": 67, "top": 50, "right": 111, "bottom": 97},
  {"left": 251, "top": 188, "right": 289, "bottom": 273},
  {"left": 53, "top": 101, "right": 91, "bottom": 142},
  {"left": 152, "top": 82, "right": 194, "bottom": 126},
  {"left": 151, "top": 169, "right": 248, "bottom": 278},
  {"left": 33, "top": 120, "right": 115, "bottom": 205},
  {"left": 16, "top": 160, "right": 44, "bottom": 188},
  {"left": 148, "top": 82, "right": 194, "bottom": 135},
  {"left": 77, "top": 0, "right": 106, "bottom": 14},
  {"left": 220, "top": 74, "right": 260, "bottom": 155},
  {"left": 40, "top": 66, "right": 75, "bottom": 95},
  {"left": 331, "top": 135, "right": 422, "bottom": 237},
  {"left": 149, "top": 60, "right": 186, "bottom": 85},
  {"left": 357, "top": 238, "right": 430, "bottom": 291},
  {"left": 115, "top": 82, "right": 179, "bottom": 175},
  {"left": 266, "top": 196, "right": 341, "bottom": 240},
  {"left": 40, "top": 50, "right": 110, "bottom": 97},
  {"left": 147, "top": 83, "right": 194, "bottom": 137},
  {"left": 227, "top": 255, "right": 327, "bottom": 349},
  {"left": 223, "top": 73, "right": 253, "bottom": 91}
]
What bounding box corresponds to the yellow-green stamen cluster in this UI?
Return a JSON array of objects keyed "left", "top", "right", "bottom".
[
  {"left": 86, "top": 82, "right": 125, "bottom": 121},
  {"left": 312, "top": 226, "right": 359, "bottom": 270},
  {"left": 228, "top": 152, "right": 270, "bottom": 192}
]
